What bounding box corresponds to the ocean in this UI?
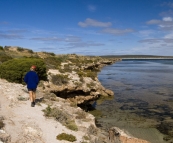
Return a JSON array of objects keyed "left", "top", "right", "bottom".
[{"left": 97, "top": 59, "right": 173, "bottom": 143}]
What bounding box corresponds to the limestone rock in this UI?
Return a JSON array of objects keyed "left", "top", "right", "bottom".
[
  {"left": 0, "top": 130, "right": 11, "bottom": 143},
  {"left": 104, "top": 89, "right": 114, "bottom": 96}
]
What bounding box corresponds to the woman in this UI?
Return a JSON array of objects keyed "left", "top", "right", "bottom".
[{"left": 24, "top": 65, "right": 39, "bottom": 107}]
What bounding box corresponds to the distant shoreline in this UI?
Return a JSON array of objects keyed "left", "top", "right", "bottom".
[{"left": 99, "top": 55, "right": 173, "bottom": 59}]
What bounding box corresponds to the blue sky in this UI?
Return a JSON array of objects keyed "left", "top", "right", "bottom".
[{"left": 0, "top": 0, "right": 173, "bottom": 56}]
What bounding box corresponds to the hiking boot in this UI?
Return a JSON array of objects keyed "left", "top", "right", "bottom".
[{"left": 31, "top": 102, "right": 35, "bottom": 107}]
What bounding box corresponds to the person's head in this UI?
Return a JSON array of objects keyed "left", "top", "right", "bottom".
[{"left": 30, "top": 65, "right": 36, "bottom": 71}]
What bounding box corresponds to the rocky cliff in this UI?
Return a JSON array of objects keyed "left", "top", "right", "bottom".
[
  {"left": 0, "top": 47, "right": 150, "bottom": 142},
  {"left": 0, "top": 79, "right": 150, "bottom": 143}
]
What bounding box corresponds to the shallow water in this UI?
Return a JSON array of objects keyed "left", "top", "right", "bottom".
[{"left": 97, "top": 60, "right": 173, "bottom": 143}]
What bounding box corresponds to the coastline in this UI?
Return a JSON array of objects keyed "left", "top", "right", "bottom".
[
  {"left": 0, "top": 48, "right": 152, "bottom": 142},
  {"left": 96, "top": 59, "right": 173, "bottom": 143}
]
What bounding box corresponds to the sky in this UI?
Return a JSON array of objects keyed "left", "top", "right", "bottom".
[{"left": 0, "top": 0, "right": 173, "bottom": 56}]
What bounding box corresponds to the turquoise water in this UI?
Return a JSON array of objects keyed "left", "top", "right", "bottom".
[{"left": 97, "top": 59, "right": 173, "bottom": 143}]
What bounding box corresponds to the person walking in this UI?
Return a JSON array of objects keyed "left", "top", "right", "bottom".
[{"left": 24, "top": 65, "right": 39, "bottom": 107}]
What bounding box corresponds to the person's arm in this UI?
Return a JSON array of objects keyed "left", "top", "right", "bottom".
[
  {"left": 36, "top": 74, "right": 39, "bottom": 85},
  {"left": 24, "top": 73, "right": 28, "bottom": 84}
]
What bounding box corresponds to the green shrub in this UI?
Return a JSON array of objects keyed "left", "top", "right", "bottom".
[
  {"left": 0, "top": 46, "right": 3, "bottom": 50},
  {"left": 17, "top": 47, "right": 24, "bottom": 52},
  {"left": 85, "top": 70, "right": 97, "bottom": 80},
  {"left": 77, "top": 70, "right": 86, "bottom": 77},
  {"left": 27, "top": 49, "right": 33, "bottom": 53},
  {"left": 44, "top": 55, "right": 69, "bottom": 69},
  {"left": 0, "top": 54, "right": 12, "bottom": 63},
  {"left": 43, "top": 51, "right": 55, "bottom": 56},
  {"left": 4, "top": 46, "right": 10, "bottom": 50},
  {"left": 83, "top": 135, "right": 90, "bottom": 140},
  {"left": 86, "top": 82, "right": 96, "bottom": 88},
  {"left": 0, "top": 58, "right": 47, "bottom": 83},
  {"left": 66, "top": 120, "right": 78, "bottom": 131},
  {"left": 56, "top": 133, "right": 77, "bottom": 142},
  {"left": 63, "top": 64, "right": 72, "bottom": 73},
  {"left": 51, "top": 74, "right": 69, "bottom": 85},
  {"left": 75, "top": 111, "right": 86, "bottom": 119},
  {"left": 43, "top": 105, "right": 78, "bottom": 131},
  {"left": 43, "top": 105, "right": 69, "bottom": 123}
]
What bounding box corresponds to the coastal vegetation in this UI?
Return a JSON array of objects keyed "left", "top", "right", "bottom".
[
  {"left": 56, "top": 133, "right": 77, "bottom": 142},
  {"left": 1, "top": 46, "right": 172, "bottom": 142},
  {"left": 43, "top": 105, "right": 78, "bottom": 131},
  {"left": 0, "top": 58, "right": 47, "bottom": 83}
]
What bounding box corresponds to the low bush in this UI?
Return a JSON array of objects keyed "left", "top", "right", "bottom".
[
  {"left": 0, "top": 54, "right": 12, "bottom": 63},
  {"left": 66, "top": 120, "right": 78, "bottom": 131},
  {"left": 77, "top": 70, "right": 86, "bottom": 77},
  {"left": 82, "top": 135, "right": 90, "bottom": 140},
  {"left": 42, "top": 105, "right": 67, "bottom": 122},
  {"left": 75, "top": 111, "right": 86, "bottom": 119},
  {"left": 86, "top": 82, "right": 96, "bottom": 88},
  {"left": 85, "top": 70, "right": 97, "bottom": 80},
  {"left": 56, "top": 133, "right": 77, "bottom": 142},
  {"left": 17, "top": 47, "right": 25, "bottom": 52},
  {"left": 43, "top": 105, "right": 78, "bottom": 131},
  {"left": 87, "top": 124, "right": 98, "bottom": 135},
  {"left": 51, "top": 74, "right": 69, "bottom": 85},
  {"left": 0, "top": 58, "right": 47, "bottom": 83},
  {"left": 27, "top": 49, "right": 34, "bottom": 53},
  {"left": 0, "top": 46, "right": 3, "bottom": 50},
  {"left": 44, "top": 55, "right": 69, "bottom": 69}
]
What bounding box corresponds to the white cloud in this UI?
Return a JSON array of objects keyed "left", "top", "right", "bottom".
[
  {"left": 163, "top": 17, "right": 173, "bottom": 21},
  {"left": 138, "top": 38, "right": 173, "bottom": 44},
  {"left": 67, "top": 41, "right": 104, "bottom": 48},
  {"left": 164, "top": 32, "right": 173, "bottom": 38},
  {"left": 138, "top": 30, "right": 155, "bottom": 37},
  {"left": 78, "top": 18, "right": 112, "bottom": 28},
  {"left": 0, "top": 29, "right": 25, "bottom": 39},
  {"left": 0, "top": 33, "right": 23, "bottom": 39},
  {"left": 146, "top": 18, "right": 173, "bottom": 30},
  {"left": 88, "top": 5, "right": 96, "bottom": 12},
  {"left": 100, "top": 28, "right": 134, "bottom": 35},
  {"left": 146, "top": 19, "right": 161, "bottom": 24},
  {"left": 31, "top": 35, "right": 82, "bottom": 43},
  {"left": 64, "top": 36, "right": 81, "bottom": 42},
  {"left": 31, "top": 37, "right": 63, "bottom": 42}
]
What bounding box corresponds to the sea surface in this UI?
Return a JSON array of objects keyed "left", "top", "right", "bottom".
[{"left": 97, "top": 59, "right": 173, "bottom": 143}]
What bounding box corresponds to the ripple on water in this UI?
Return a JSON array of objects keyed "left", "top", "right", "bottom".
[{"left": 97, "top": 60, "right": 173, "bottom": 143}]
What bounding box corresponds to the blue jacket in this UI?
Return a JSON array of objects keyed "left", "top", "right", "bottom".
[{"left": 24, "top": 71, "right": 39, "bottom": 89}]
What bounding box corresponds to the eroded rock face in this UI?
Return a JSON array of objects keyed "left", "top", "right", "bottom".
[
  {"left": 0, "top": 77, "right": 150, "bottom": 143},
  {"left": 41, "top": 68, "right": 114, "bottom": 104}
]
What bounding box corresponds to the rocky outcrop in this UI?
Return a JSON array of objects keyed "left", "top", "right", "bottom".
[
  {"left": 0, "top": 78, "right": 150, "bottom": 143},
  {"left": 39, "top": 58, "right": 120, "bottom": 106},
  {"left": 0, "top": 130, "right": 11, "bottom": 143},
  {"left": 41, "top": 68, "right": 114, "bottom": 105}
]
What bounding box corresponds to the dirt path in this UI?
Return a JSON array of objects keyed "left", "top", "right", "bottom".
[{"left": 0, "top": 79, "right": 85, "bottom": 143}]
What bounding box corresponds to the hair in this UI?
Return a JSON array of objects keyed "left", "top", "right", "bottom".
[{"left": 30, "top": 65, "right": 36, "bottom": 71}]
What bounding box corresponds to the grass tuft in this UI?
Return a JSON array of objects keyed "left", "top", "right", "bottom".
[{"left": 56, "top": 133, "right": 77, "bottom": 142}]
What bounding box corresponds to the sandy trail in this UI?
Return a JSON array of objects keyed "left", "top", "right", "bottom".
[{"left": 0, "top": 79, "right": 85, "bottom": 143}]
